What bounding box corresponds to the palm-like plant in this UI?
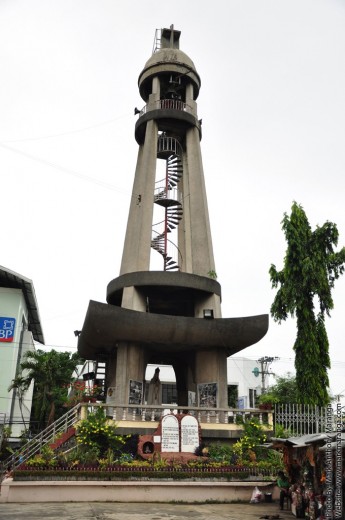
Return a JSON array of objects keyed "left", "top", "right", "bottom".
[
  {"left": 13, "top": 350, "right": 83, "bottom": 429},
  {"left": 8, "top": 375, "right": 31, "bottom": 429}
]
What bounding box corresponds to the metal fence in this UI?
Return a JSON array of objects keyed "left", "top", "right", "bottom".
[{"left": 274, "top": 403, "right": 333, "bottom": 436}]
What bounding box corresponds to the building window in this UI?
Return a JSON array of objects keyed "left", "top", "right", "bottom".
[
  {"left": 249, "top": 388, "right": 257, "bottom": 408},
  {"left": 162, "top": 384, "right": 177, "bottom": 404},
  {"left": 227, "top": 385, "right": 238, "bottom": 408}
]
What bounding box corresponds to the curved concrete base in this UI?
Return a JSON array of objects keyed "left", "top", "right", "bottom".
[
  {"left": 0, "top": 479, "right": 279, "bottom": 503},
  {"left": 78, "top": 300, "right": 268, "bottom": 359}
]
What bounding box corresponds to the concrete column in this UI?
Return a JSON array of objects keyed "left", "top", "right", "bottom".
[
  {"left": 195, "top": 293, "right": 222, "bottom": 319},
  {"left": 178, "top": 154, "right": 192, "bottom": 274},
  {"left": 185, "top": 83, "right": 197, "bottom": 117},
  {"left": 173, "top": 362, "right": 189, "bottom": 407},
  {"left": 106, "top": 353, "right": 117, "bottom": 389},
  {"left": 195, "top": 349, "right": 228, "bottom": 408},
  {"left": 114, "top": 342, "right": 146, "bottom": 405},
  {"left": 185, "top": 83, "right": 193, "bottom": 102},
  {"left": 121, "top": 286, "right": 146, "bottom": 311},
  {"left": 120, "top": 119, "right": 158, "bottom": 275},
  {"left": 183, "top": 126, "right": 216, "bottom": 278},
  {"left": 152, "top": 77, "right": 160, "bottom": 99}
]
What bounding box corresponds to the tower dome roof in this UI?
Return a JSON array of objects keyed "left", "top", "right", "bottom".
[{"left": 138, "top": 47, "right": 201, "bottom": 101}]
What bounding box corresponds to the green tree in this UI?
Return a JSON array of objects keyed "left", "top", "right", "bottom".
[
  {"left": 8, "top": 375, "right": 31, "bottom": 429},
  {"left": 11, "top": 349, "right": 82, "bottom": 430},
  {"left": 269, "top": 202, "right": 345, "bottom": 406},
  {"left": 257, "top": 374, "right": 298, "bottom": 405}
]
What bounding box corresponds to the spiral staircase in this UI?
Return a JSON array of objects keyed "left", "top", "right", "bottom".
[{"left": 151, "top": 136, "right": 183, "bottom": 271}]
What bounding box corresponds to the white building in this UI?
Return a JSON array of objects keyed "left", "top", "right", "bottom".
[
  {"left": 145, "top": 357, "right": 262, "bottom": 408},
  {"left": 0, "top": 266, "right": 44, "bottom": 443},
  {"left": 227, "top": 357, "right": 262, "bottom": 408}
]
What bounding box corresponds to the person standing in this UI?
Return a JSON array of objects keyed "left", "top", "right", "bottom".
[{"left": 277, "top": 470, "right": 291, "bottom": 510}]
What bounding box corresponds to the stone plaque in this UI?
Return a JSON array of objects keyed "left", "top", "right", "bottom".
[
  {"left": 181, "top": 415, "right": 199, "bottom": 453},
  {"left": 161, "top": 414, "right": 179, "bottom": 452}
]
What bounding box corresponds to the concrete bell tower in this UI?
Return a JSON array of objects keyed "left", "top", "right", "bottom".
[{"left": 78, "top": 27, "right": 268, "bottom": 409}]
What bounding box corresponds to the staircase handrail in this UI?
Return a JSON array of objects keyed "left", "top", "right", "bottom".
[{"left": 0, "top": 403, "right": 81, "bottom": 472}]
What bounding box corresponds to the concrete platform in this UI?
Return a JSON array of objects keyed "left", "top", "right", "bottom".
[
  {"left": 0, "top": 478, "right": 279, "bottom": 504},
  {"left": 0, "top": 500, "right": 291, "bottom": 520}
]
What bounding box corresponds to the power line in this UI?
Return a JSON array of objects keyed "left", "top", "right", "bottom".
[
  {"left": 0, "top": 142, "right": 131, "bottom": 195},
  {"left": 0, "top": 341, "right": 78, "bottom": 350},
  {"left": 0, "top": 113, "right": 131, "bottom": 143}
]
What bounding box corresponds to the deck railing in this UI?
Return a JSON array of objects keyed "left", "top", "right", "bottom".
[
  {"left": 80, "top": 403, "right": 273, "bottom": 427},
  {"left": 138, "top": 99, "right": 194, "bottom": 117}
]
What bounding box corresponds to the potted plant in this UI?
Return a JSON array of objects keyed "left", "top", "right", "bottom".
[
  {"left": 66, "top": 381, "right": 100, "bottom": 405},
  {"left": 257, "top": 393, "right": 278, "bottom": 410}
]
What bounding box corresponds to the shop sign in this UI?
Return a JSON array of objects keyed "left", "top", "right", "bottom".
[{"left": 0, "top": 317, "right": 16, "bottom": 342}]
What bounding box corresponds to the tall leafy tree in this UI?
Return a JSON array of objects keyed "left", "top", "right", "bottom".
[
  {"left": 269, "top": 202, "right": 345, "bottom": 406},
  {"left": 13, "top": 349, "right": 82, "bottom": 430}
]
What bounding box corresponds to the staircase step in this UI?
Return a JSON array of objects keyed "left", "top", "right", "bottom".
[
  {"left": 167, "top": 209, "right": 183, "bottom": 215},
  {"left": 49, "top": 427, "right": 76, "bottom": 451}
]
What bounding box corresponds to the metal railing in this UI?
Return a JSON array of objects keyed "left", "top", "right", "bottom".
[
  {"left": 138, "top": 99, "right": 194, "bottom": 118},
  {"left": 0, "top": 404, "right": 81, "bottom": 472},
  {"left": 153, "top": 186, "right": 182, "bottom": 204},
  {"left": 157, "top": 135, "right": 183, "bottom": 157},
  {"left": 152, "top": 28, "right": 162, "bottom": 54},
  {"left": 274, "top": 403, "right": 333, "bottom": 436}
]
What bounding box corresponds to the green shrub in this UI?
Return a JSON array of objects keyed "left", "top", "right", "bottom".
[
  {"left": 25, "top": 454, "right": 57, "bottom": 468},
  {"left": 76, "top": 408, "right": 126, "bottom": 456},
  {"left": 232, "top": 418, "right": 267, "bottom": 463},
  {"left": 207, "top": 442, "right": 234, "bottom": 463}
]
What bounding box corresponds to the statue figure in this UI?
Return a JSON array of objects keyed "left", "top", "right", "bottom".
[{"left": 147, "top": 367, "right": 162, "bottom": 405}]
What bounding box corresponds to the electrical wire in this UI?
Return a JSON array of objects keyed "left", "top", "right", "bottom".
[
  {"left": 0, "top": 113, "right": 131, "bottom": 144},
  {"left": 0, "top": 142, "right": 131, "bottom": 195}
]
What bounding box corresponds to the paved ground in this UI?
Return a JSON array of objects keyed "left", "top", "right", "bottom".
[{"left": 0, "top": 501, "right": 291, "bottom": 520}]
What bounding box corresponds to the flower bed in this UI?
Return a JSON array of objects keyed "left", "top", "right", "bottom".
[
  {"left": 11, "top": 412, "right": 282, "bottom": 483},
  {"left": 13, "top": 464, "right": 259, "bottom": 481}
]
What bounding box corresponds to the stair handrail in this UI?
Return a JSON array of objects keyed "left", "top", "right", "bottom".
[
  {"left": 0, "top": 403, "right": 81, "bottom": 472},
  {"left": 157, "top": 135, "right": 183, "bottom": 157}
]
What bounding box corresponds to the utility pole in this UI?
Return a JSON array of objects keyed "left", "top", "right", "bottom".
[{"left": 257, "top": 356, "right": 279, "bottom": 394}]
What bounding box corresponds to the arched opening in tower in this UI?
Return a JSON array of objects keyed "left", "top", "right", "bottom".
[{"left": 145, "top": 364, "right": 177, "bottom": 406}]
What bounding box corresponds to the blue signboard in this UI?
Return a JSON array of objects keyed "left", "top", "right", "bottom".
[
  {"left": 237, "top": 396, "right": 247, "bottom": 410},
  {"left": 0, "top": 317, "right": 16, "bottom": 343}
]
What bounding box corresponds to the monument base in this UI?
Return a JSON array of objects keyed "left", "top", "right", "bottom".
[
  {"left": 138, "top": 413, "right": 201, "bottom": 460},
  {"left": 0, "top": 479, "right": 279, "bottom": 504}
]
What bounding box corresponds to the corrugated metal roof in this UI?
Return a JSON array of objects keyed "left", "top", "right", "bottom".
[
  {"left": 269, "top": 432, "right": 343, "bottom": 448},
  {"left": 0, "top": 265, "right": 45, "bottom": 344},
  {"left": 319, "top": 433, "right": 345, "bottom": 451}
]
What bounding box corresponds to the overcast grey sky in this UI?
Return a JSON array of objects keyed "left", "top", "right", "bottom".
[{"left": 1, "top": 0, "right": 344, "bottom": 400}]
